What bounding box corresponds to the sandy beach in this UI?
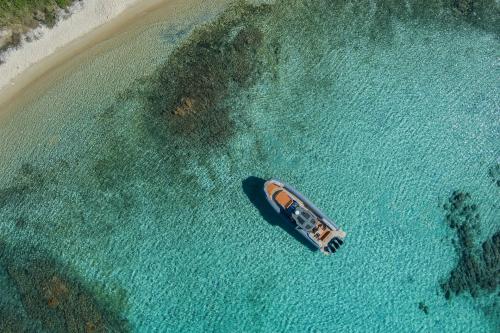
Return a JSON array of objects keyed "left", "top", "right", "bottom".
[{"left": 0, "top": 0, "right": 168, "bottom": 110}]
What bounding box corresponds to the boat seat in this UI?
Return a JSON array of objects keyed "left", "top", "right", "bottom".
[
  {"left": 274, "top": 190, "right": 293, "bottom": 208},
  {"left": 320, "top": 230, "right": 331, "bottom": 241}
]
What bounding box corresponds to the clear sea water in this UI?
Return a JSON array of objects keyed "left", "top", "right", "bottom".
[{"left": 0, "top": 1, "right": 498, "bottom": 332}]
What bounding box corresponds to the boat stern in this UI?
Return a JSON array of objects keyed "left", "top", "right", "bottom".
[{"left": 321, "top": 229, "right": 347, "bottom": 255}]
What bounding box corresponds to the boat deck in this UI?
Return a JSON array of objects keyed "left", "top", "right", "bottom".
[
  {"left": 264, "top": 179, "right": 346, "bottom": 254},
  {"left": 311, "top": 220, "right": 345, "bottom": 245}
]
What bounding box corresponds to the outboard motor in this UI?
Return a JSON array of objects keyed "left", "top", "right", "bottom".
[
  {"left": 328, "top": 243, "right": 337, "bottom": 253},
  {"left": 330, "top": 239, "right": 340, "bottom": 249},
  {"left": 334, "top": 237, "right": 343, "bottom": 245}
]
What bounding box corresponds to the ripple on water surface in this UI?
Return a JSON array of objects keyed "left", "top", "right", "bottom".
[{"left": 0, "top": 0, "right": 499, "bottom": 332}]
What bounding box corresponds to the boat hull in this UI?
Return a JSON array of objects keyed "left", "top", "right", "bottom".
[{"left": 264, "top": 178, "right": 346, "bottom": 254}]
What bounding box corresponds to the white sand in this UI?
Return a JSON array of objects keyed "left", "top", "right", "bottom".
[{"left": 0, "top": 0, "right": 147, "bottom": 91}]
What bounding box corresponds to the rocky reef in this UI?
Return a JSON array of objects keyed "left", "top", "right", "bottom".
[
  {"left": 451, "top": 0, "right": 499, "bottom": 26},
  {"left": 0, "top": 163, "right": 45, "bottom": 209},
  {"left": 0, "top": 241, "right": 130, "bottom": 333},
  {"left": 441, "top": 191, "right": 499, "bottom": 299},
  {"left": 143, "top": 2, "right": 278, "bottom": 152},
  {"left": 418, "top": 301, "right": 429, "bottom": 315},
  {"left": 453, "top": 0, "right": 476, "bottom": 15},
  {"left": 488, "top": 163, "right": 500, "bottom": 188}
]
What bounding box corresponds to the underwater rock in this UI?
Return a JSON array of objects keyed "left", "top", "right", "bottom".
[
  {"left": 230, "top": 25, "right": 265, "bottom": 85},
  {"left": 173, "top": 96, "right": 197, "bottom": 117},
  {"left": 0, "top": 242, "right": 130, "bottom": 333},
  {"left": 449, "top": 0, "right": 499, "bottom": 33},
  {"left": 418, "top": 302, "right": 429, "bottom": 315},
  {"left": 0, "top": 159, "right": 131, "bottom": 240},
  {"left": 144, "top": 2, "right": 276, "bottom": 151},
  {"left": 441, "top": 191, "right": 500, "bottom": 299},
  {"left": 488, "top": 163, "right": 500, "bottom": 188},
  {"left": 453, "top": 0, "right": 475, "bottom": 15},
  {"left": 482, "top": 297, "right": 500, "bottom": 329},
  {"left": 481, "top": 232, "right": 500, "bottom": 285},
  {"left": 0, "top": 163, "right": 44, "bottom": 208}
]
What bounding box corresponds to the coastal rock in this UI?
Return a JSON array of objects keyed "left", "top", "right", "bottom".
[
  {"left": 0, "top": 29, "right": 22, "bottom": 55},
  {"left": 0, "top": 29, "right": 13, "bottom": 48},
  {"left": 33, "top": 10, "right": 47, "bottom": 23}
]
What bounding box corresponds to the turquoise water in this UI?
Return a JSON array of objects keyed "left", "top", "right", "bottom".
[{"left": 0, "top": 1, "right": 499, "bottom": 332}]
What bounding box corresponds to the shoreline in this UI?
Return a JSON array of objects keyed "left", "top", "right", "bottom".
[{"left": 0, "top": 0, "right": 168, "bottom": 111}]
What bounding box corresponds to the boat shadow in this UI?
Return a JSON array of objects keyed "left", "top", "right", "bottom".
[{"left": 242, "top": 176, "right": 316, "bottom": 252}]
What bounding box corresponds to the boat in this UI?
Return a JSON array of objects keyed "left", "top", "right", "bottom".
[{"left": 264, "top": 178, "right": 346, "bottom": 255}]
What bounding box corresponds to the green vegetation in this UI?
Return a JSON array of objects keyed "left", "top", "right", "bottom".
[
  {"left": 0, "top": 0, "right": 77, "bottom": 52},
  {"left": 0, "top": 0, "right": 75, "bottom": 27}
]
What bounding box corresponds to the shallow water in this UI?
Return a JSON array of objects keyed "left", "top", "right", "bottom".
[{"left": 0, "top": 1, "right": 499, "bottom": 332}]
